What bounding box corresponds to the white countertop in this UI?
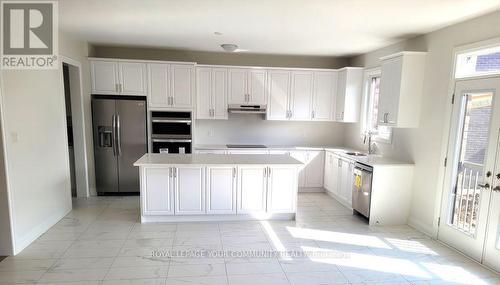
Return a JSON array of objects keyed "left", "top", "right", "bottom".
[
  {"left": 134, "top": 153, "right": 303, "bottom": 167},
  {"left": 193, "top": 145, "right": 413, "bottom": 167}
]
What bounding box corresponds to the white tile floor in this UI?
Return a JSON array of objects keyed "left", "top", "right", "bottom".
[{"left": 0, "top": 193, "right": 499, "bottom": 285}]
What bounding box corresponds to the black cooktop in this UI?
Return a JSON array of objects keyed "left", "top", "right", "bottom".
[{"left": 226, "top": 144, "right": 267, "bottom": 148}]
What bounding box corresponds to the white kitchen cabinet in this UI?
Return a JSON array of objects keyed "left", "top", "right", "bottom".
[
  {"left": 267, "top": 166, "right": 297, "bottom": 213},
  {"left": 237, "top": 166, "right": 267, "bottom": 214},
  {"left": 228, "top": 68, "right": 267, "bottom": 104},
  {"left": 378, "top": 52, "right": 427, "bottom": 128},
  {"left": 312, "top": 71, "right": 337, "bottom": 121},
  {"left": 91, "top": 60, "right": 147, "bottom": 95},
  {"left": 335, "top": 67, "right": 363, "bottom": 122},
  {"left": 305, "top": 150, "right": 324, "bottom": 187},
  {"left": 141, "top": 168, "right": 174, "bottom": 215},
  {"left": 290, "top": 150, "right": 324, "bottom": 189},
  {"left": 290, "top": 71, "right": 313, "bottom": 121},
  {"left": 324, "top": 152, "right": 334, "bottom": 191},
  {"left": 174, "top": 166, "right": 205, "bottom": 215},
  {"left": 340, "top": 159, "right": 354, "bottom": 207},
  {"left": 196, "top": 66, "right": 227, "bottom": 119},
  {"left": 267, "top": 70, "right": 291, "bottom": 120},
  {"left": 148, "top": 62, "right": 194, "bottom": 109},
  {"left": 206, "top": 166, "right": 236, "bottom": 214},
  {"left": 330, "top": 154, "right": 341, "bottom": 196}
]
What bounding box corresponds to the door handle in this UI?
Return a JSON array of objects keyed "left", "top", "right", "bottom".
[
  {"left": 478, "top": 183, "right": 490, "bottom": 189},
  {"left": 116, "top": 114, "right": 122, "bottom": 156},
  {"left": 111, "top": 114, "right": 117, "bottom": 156}
]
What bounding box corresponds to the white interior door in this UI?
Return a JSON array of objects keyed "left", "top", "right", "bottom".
[{"left": 439, "top": 77, "right": 500, "bottom": 267}]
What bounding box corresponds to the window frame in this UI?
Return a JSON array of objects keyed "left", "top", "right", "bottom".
[{"left": 360, "top": 67, "right": 393, "bottom": 144}]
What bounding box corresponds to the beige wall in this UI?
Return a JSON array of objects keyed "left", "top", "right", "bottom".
[
  {"left": 345, "top": 9, "right": 500, "bottom": 236},
  {"left": 91, "top": 46, "right": 350, "bottom": 69}
]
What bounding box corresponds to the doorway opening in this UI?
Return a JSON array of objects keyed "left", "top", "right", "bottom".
[{"left": 61, "top": 58, "right": 90, "bottom": 198}]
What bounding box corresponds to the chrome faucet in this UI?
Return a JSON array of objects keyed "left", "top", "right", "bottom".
[{"left": 363, "top": 131, "right": 375, "bottom": 155}]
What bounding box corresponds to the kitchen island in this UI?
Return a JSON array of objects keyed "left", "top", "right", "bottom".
[{"left": 133, "top": 153, "right": 302, "bottom": 222}]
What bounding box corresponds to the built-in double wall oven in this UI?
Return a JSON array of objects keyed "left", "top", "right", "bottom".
[{"left": 150, "top": 111, "right": 192, "bottom": 154}]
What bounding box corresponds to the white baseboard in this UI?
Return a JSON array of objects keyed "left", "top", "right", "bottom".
[
  {"left": 298, "top": 187, "right": 325, "bottom": 193},
  {"left": 13, "top": 205, "right": 72, "bottom": 255},
  {"left": 408, "top": 216, "right": 436, "bottom": 238},
  {"left": 141, "top": 213, "right": 295, "bottom": 223}
]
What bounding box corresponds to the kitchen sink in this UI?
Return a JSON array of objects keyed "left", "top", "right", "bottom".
[{"left": 345, "top": 151, "right": 367, "bottom": 157}]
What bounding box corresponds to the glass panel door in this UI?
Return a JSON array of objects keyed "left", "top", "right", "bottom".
[{"left": 439, "top": 77, "right": 500, "bottom": 262}]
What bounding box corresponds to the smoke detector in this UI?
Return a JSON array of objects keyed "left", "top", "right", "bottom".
[{"left": 220, "top": 44, "right": 239, "bottom": 52}]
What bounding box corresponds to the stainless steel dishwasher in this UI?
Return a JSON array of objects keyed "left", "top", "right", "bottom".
[{"left": 352, "top": 162, "right": 373, "bottom": 219}]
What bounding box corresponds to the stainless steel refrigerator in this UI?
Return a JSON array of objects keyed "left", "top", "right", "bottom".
[{"left": 92, "top": 95, "right": 147, "bottom": 194}]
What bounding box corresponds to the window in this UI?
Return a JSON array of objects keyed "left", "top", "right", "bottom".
[
  {"left": 361, "top": 69, "right": 392, "bottom": 143},
  {"left": 455, "top": 45, "right": 500, "bottom": 78}
]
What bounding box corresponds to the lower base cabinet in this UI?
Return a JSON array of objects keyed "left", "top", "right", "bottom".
[
  {"left": 206, "top": 166, "right": 236, "bottom": 214},
  {"left": 267, "top": 166, "right": 298, "bottom": 213},
  {"left": 142, "top": 168, "right": 174, "bottom": 215},
  {"left": 290, "top": 150, "right": 325, "bottom": 188},
  {"left": 141, "top": 165, "right": 298, "bottom": 217},
  {"left": 237, "top": 166, "right": 268, "bottom": 214},
  {"left": 175, "top": 166, "right": 205, "bottom": 215},
  {"left": 324, "top": 152, "right": 354, "bottom": 208}
]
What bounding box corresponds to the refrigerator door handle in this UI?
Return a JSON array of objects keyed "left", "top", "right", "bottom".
[
  {"left": 112, "top": 114, "right": 117, "bottom": 156},
  {"left": 116, "top": 114, "right": 122, "bottom": 156}
]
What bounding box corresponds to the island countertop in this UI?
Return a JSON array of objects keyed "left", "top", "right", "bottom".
[{"left": 134, "top": 153, "right": 303, "bottom": 167}]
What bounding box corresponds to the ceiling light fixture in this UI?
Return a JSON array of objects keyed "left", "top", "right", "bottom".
[{"left": 220, "top": 44, "right": 239, "bottom": 52}]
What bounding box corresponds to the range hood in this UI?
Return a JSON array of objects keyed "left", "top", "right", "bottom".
[{"left": 228, "top": 104, "right": 267, "bottom": 114}]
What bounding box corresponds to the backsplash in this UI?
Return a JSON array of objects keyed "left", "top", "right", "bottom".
[{"left": 194, "top": 114, "right": 346, "bottom": 146}]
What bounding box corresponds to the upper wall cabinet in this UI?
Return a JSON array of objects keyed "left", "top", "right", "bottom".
[
  {"left": 228, "top": 68, "right": 267, "bottom": 105},
  {"left": 312, "top": 71, "right": 337, "bottom": 121},
  {"left": 378, "top": 52, "right": 427, "bottom": 128},
  {"left": 148, "top": 63, "right": 195, "bottom": 109},
  {"left": 267, "top": 70, "right": 337, "bottom": 122},
  {"left": 335, "top": 67, "right": 363, "bottom": 122},
  {"left": 90, "top": 59, "right": 147, "bottom": 96},
  {"left": 196, "top": 66, "right": 228, "bottom": 120}
]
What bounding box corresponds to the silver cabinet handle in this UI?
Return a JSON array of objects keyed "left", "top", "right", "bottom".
[
  {"left": 152, "top": 138, "right": 192, "bottom": 143},
  {"left": 312, "top": 111, "right": 315, "bottom": 119},
  {"left": 263, "top": 167, "right": 267, "bottom": 177},
  {"left": 268, "top": 167, "right": 271, "bottom": 177},
  {"left": 169, "top": 168, "right": 173, "bottom": 178},
  {"left": 173, "top": 168, "right": 177, "bottom": 178},
  {"left": 233, "top": 167, "right": 236, "bottom": 178},
  {"left": 119, "top": 83, "right": 123, "bottom": 93},
  {"left": 115, "top": 84, "right": 119, "bottom": 93},
  {"left": 478, "top": 183, "right": 490, "bottom": 189}
]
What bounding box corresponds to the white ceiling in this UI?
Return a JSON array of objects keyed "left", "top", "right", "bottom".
[{"left": 59, "top": 0, "right": 500, "bottom": 56}]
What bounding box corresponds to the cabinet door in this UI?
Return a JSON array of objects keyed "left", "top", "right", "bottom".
[
  {"left": 290, "top": 71, "right": 313, "bottom": 121},
  {"left": 323, "top": 152, "right": 333, "bottom": 191},
  {"left": 305, "top": 151, "right": 324, "bottom": 187},
  {"left": 335, "top": 70, "right": 347, "bottom": 121},
  {"left": 248, "top": 69, "right": 267, "bottom": 104},
  {"left": 196, "top": 67, "right": 212, "bottom": 119},
  {"left": 171, "top": 64, "right": 194, "bottom": 108},
  {"left": 378, "top": 57, "right": 402, "bottom": 125},
  {"left": 148, "top": 63, "right": 169, "bottom": 107},
  {"left": 212, "top": 68, "right": 228, "bottom": 119},
  {"left": 267, "top": 70, "right": 290, "bottom": 120},
  {"left": 267, "top": 166, "right": 297, "bottom": 213},
  {"left": 290, "top": 151, "right": 307, "bottom": 187},
  {"left": 142, "top": 168, "right": 174, "bottom": 215},
  {"left": 332, "top": 156, "right": 341, "bottom": 196},
  {"left": 313, "top": 72, "right": 336, "bottom": 121},
  {"left": 91, "top": 60, "right": 119, "bottom": 94},
  {"left": 228, "top": 68, "right": 247, "bottom": 104},
  {"left": 119, "top": 62, "right": 147, "bottom": 95},
  {"left": 340, "top": 159, "right": 352, "bottom": 205},
  {"left": 206, "top": 166, "right": 236, "bottom": 214},
  {"left": 237, "top": 166, "right": 267, "bottom": 214},
  {"left": 174, "top": 167, "right": 205, "bottom": 215}
]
